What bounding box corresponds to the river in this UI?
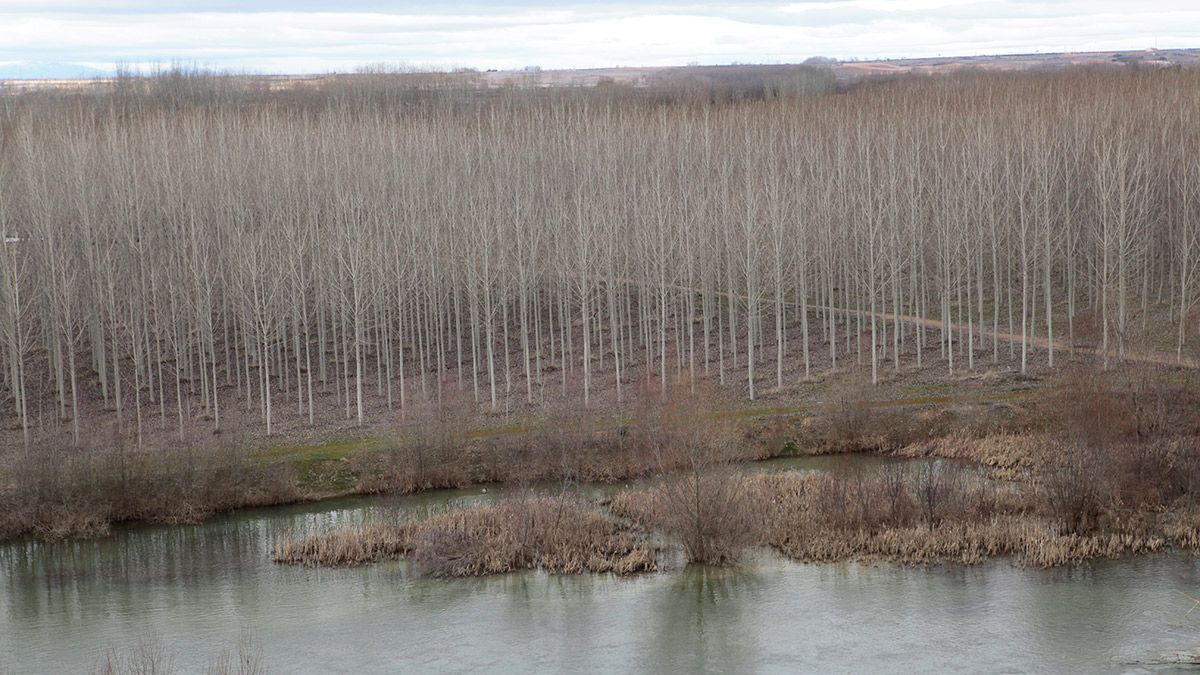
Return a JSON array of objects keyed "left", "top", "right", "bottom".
[{"left": 2, "top": 456, "right": 1197, "bottom": 673}]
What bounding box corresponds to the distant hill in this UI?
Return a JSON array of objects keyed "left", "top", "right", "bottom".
[{"left": 0, "top": 62, "right": 111, "bottom": 80}]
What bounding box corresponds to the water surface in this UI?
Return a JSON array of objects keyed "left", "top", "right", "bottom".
[{"left": 2, "top": 456, "right": 1197, "bottom": 673}]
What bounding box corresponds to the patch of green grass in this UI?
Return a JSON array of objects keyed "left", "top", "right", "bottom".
[
  {"left": 251, "top": 436, "right": 392, "bottom": 464},
  {"left": 295, "top": 458, "right": 358, "bottom": 493},
  {"left": 778, "top": 439, "right": 809, "bottom": 456}
]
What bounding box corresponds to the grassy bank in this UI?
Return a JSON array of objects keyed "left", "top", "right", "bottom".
[
  {"left": 0, "top": 387, "right": 770, "bottom": 542},
  {"left": 6, "top": 363, "right": 1197, "bottom": 555}
]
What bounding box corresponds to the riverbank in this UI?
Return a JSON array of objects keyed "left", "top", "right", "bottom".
[
  {"left": 0, "top": 386, "right": 777, "bottom": 542},
  {"left": 0, "top": 365, "right": 1023, "bottom": 543},
  {"left": 272, "top": 363, "right": 1200, "bottom": 573},
  {"left": 4, "top": 361, "right": 1197, "bottom": 557}
]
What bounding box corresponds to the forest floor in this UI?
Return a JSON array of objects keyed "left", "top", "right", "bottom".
[{"left": 4, "top": 297, "right": 1196, "bottom": 461}]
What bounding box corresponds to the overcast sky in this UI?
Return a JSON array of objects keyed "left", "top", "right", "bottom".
[{"left": 1, "top": 1, "right": 1198, "bottom": 73}]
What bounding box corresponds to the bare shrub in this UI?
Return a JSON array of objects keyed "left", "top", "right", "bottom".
[
  {"left": 1048, "top": 363, "right": 1199, "bottom": 448},
  {"left": 1038, "top": 441, "right": 1106, "bottom": 535},
  {"left": 354, "top": 394, "right": 476, "bottom": 494},
  {"left": 350, "top": 440, "right": 470, "bottom": 496},
  {"left": 748, "top": 414, "right": 801, "bottom": 456},
  {"left": 1176, "top": 438, "right": 1200, "bottom": 502},
  {"left": 1047, "top": 364, "right": 1133, "bottom": 448},
  {"left": 913, "top": 461, "right": 966, "bottom": 528},
  {"left": 1109, "top": 439, "right": 1176, "bottom": 509},
  {"left": 821, "top": 382, "right": 877, "bottom": 451},
  {"left": 644, "top": 387, "right": 761, "bottom": 565},
  {"left": 879, "top": 461, "right": 915, "bottom": 526},
  {"left": 649, "top": 467, "right": 758, "bottom": 566},
  {"left": 815, "top": 379, "right": 947, "bottom": 454}
]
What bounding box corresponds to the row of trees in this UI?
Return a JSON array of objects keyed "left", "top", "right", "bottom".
[{"left": 0, "top": 68, "right": 1197, "bottom": 448}]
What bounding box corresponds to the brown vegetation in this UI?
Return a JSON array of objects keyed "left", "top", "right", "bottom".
[
  {"left": 13, "top": 357, "right": 1200, "bottom": 579},
  {"left": 608, "top": 363, "right": 1200, "bottom": 568},
  {"left": 608, "top": 442, "right": 1194, "bottom": 569},
  {"left": 268, "top": 360, "right": 1200, "bottom": 575},
  {"left": 601, "top": 391, "right": 760, "bottom": 565},
  {"left": 271, "top": 524, "right": 408, "bottom": 567},
  {"left": 0, "top": 387, "right": 775, "bottom": 542},
  {"left": 274, "top": 494, "right": 658, "bottom": 576},
  {"left": 747, "top": 470, "right": 1171, "bottom": 567},
  {"left": 0, "top": 442, "right": 298, "bottom": 540}
]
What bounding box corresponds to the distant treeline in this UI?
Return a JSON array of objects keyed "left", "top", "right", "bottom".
[
  {"left": 0, "top": 62, "right": 837, "bottom": 110},
  {"left": 0, "top": 67, "right": 1197, "bottom": 447}
]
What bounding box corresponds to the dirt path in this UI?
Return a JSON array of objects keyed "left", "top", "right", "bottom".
[
  {"left": 632, "top": 275, "right": 1199, "bottom": 370},
  {"left": 810, "top": 303, "right": 1199, "bottom": 369}
]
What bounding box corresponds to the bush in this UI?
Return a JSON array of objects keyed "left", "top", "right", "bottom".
[
  {"left": 598, "top": 390, "right": 763, "bottom": 565},
  {"left": 821, "top": 382, "right": 878, "bottom": 451},
  {"left": 913, "top": 460, "right": 966, "bottom": 528},
  {"left": 649, "top": 467, "right": 757, "bottom": 565},
  {"left": 1038, "top": 441, "right": 1106, "bottom": 535}
]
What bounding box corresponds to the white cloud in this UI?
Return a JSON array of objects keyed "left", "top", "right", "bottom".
[
  {"left": 781, "top": 0, "right": 982, "bottom": 12},
  {"left": 0, "top": 1, "right": 1196, "bottom": 73}
]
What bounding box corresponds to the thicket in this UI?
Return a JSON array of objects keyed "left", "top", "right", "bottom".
[{"left": 0, "top": 442, "right": 298, "bottom": 540}]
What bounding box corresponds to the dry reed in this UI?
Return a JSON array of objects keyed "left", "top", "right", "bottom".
[{"left": 273, "top": 494, "right": 659, "bottom": 576}]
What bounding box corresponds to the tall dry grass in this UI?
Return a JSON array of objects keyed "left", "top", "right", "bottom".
[
  {"left": 750, "top": 467, "right": 1172, "bottom": 567},
  {"left": 274, "top": 493, "right": 658, "bottom": 576}
]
